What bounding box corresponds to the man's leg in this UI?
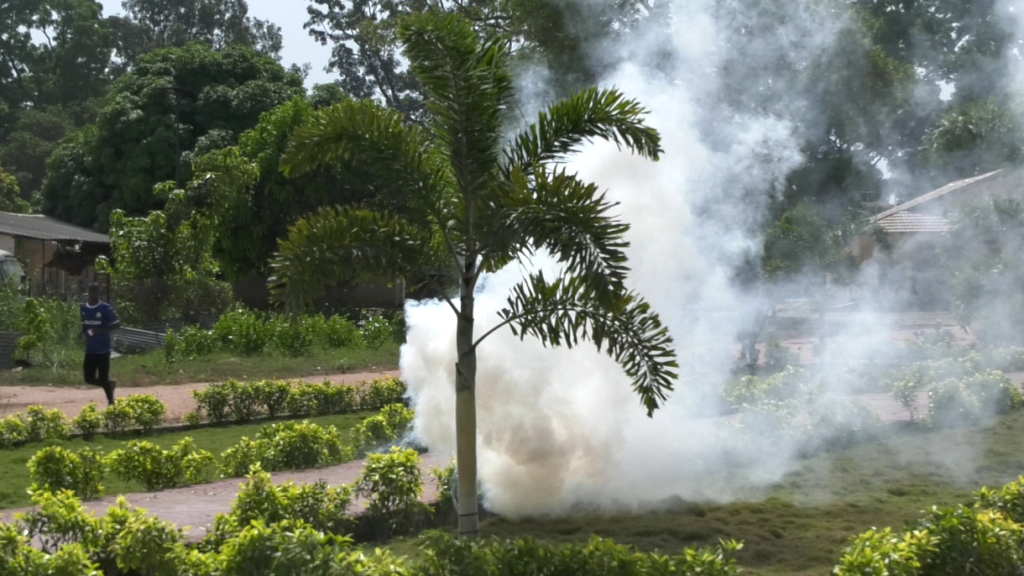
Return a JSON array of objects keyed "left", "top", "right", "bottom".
[
  {"left": 84, "top": 354, "right": 99, "bottom": 385},
  {"left": 98, "top": 352, "right": 114, "bottom": 405}
]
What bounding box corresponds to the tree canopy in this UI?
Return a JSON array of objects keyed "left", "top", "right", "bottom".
[{"left": 40, "top": 42, "right": 303, "bottom": 229}]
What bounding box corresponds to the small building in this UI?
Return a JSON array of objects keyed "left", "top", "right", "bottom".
[
  {"left": 853, "top": 168, "right": 1024, "bottom": 310},
  {"left": 0, "top": 211, "right": 110, "bottom": 297}
]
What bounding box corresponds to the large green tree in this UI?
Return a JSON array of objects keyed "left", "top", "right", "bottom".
[
  {"left": 41, "top": 42, "right": 304, "bottom": 229},
  {"left": 107, "top": 0, "right": 283, "bottom": 73},
  {"left": 193, "top": 91, "right": 425, "bottom": 279},
  {"left": 270, "top": 13, "right": 677, "bottom": 536},
  {"left": 0, "top": 161, "right": 30, "bottom": 213},
  {"left": 304, "top": 0, "right": 648, "bottom": 120}
]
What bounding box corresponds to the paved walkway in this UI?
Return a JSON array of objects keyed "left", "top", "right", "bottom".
[{"left": 0, "top": 451, "right": 450, "bottom": 542}]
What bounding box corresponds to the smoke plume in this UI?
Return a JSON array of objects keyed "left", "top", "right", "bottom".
[{"left": 399, "top": 0, "right": 950, "bottom": 516}]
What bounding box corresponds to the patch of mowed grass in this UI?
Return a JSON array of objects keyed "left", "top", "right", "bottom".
[
  {"left": 0, "top": 410, "right": 377, "bottom": 510},
  {"left": 0, "top": 343, "right": 400, "bottom": 387},
  {"left": 385, "top": 411, "right": 1024, "bottom": 576}
]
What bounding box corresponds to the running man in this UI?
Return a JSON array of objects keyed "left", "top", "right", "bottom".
[{"left": 80, "top": 283, "right": 119, "bottom": 405}]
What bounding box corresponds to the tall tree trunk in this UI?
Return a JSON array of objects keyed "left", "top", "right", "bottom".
[{"left": 455, "top": 269, "right": 479, "bottom": 537}]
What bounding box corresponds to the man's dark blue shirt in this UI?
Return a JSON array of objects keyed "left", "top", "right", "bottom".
[{"left": 81, "top": 302, "right": 118, "bottom": 355}]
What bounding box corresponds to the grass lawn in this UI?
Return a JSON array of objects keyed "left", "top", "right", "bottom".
[
  {"left": 382, "top": 412, "right": 1024, "bottom": 576},
  {"left": 0, "top": 343, "right": 400, "bottom": 387},
  {"left": 0, "top": 410, "right": 378, "bottom": 510}
]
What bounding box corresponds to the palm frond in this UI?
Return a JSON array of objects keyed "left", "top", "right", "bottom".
[
  {"left": 498, "top": 273, "right": 678, "bottom": 416},
  {"left": 502, "top": 87, "right": 662, "bottom": 178},
  {"left": 269, "top": 207, "right": 437, "bottom": 312},
  {"left": 399, "top": 12, "right": 513, "bottom": 208},
  {"left": 483, "top": 167, "right": 631, "bottom": 303},
  {"left": 280, "top": 99, "right": 451, "bottom": 221}
]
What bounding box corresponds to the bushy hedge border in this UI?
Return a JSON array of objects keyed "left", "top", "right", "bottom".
[
  {"left": 0, "top": 396, "right": 167, "bottom": 448},
  {"left": 27, "top": 406, "right": 415, "bottom": 499},
  {"left": 2, "top": 460, "right": 742, "bottom": 576},
  {"left": 187, "top": 377, "right": 407, "bottom": 425},
  {"left": 835, "top": 475, "right": 1024, "bottom": 575}
]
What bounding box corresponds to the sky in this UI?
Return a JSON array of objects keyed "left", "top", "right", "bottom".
[{"left": 104, "top": 0, "right": 337, "bottom": 87}]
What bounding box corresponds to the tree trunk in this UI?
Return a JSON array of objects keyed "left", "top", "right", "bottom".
[{"left": 455, "top": 270, "right": 479, "bottom": 537}]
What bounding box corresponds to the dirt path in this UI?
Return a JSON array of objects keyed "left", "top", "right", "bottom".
[
  {"left": 0, "top": 450, "right": 449, "bottom": 542},
  {"left": 0, "top": 370, "right": 401, "bottom": 421}
]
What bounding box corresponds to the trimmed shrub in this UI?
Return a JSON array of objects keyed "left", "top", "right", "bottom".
[
  {"left": 253, "top": 380, "right": 292, "bottom": 418},
  {"left": 28, "top": 446, "right": 106, "bottom": 500},
  {"left": 107, "top": 438, "right": 215, "bottom": 491},
  {"left": 213, "top": 465, "right": 353, "bottom": 540},
  {"left": 191, "top": 382, "right": 233, "bottom": 424},
  {"left": 356, "top": 447, "right": 424, "bottom": 539},
  {"left": 358, "top": 377, "right": 407, "bottom": 410},
  {"left": 71, "top": 403, "right": 103, "bottom": 439},
  {"left": 23, "top": 405, "right": 70, "bottom": 443},
  {"left": 102, "top": 395, "right": 168, "bottom": 435},
  {"left": 0, "top": 414, "right": 29, "bottom": 448}
]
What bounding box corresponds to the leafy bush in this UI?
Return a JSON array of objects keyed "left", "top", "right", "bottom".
[
  {"left": 358, "top": 377, "right": 407, "bottom": 410},
  {"left": 917, "top": 506, "right": 1023, "bottom": 575},
  {"left": 119, "top": 395, "right": 167, "bottom": 433},
  {"left": 362, "top": 315, "right": 395, "bottom": 349},
  {"left": 217, "top": 519, "right": 352, "bottom": 576},
  {"left": 166, "top": 325, "right": 218, "bottom": 363},
  {"left": 107, "top": 438, "right": 215, "bottom": 490},
  {"left": 271, "top": 316, "right": 315, "bottom": 357},
  {"left": 219, "top": 437, "right": 273, "bottom": 479},
  {"left": 0, "top": 414, "right": 29, "bottom": 448},
  {"left": 28, "top": 446, "right": 106, "bottom": 499},
  {"left": 191, "top": 382, "right": 233, "bottom": 424},
  {"left": 226, "top": 380, "right": 263, "bottom": 423},
  {"left": 213, "top": 465, "right": 353, "bottom": 540},
  {"left": 287, "top": 381, "right": 359, "bottom": 416},
  {"left": 22, "top": 405, "right": 70, "bottom": 443},
  {"left": 418, "top": 531, "right": 743, "bottom": 576},
  {"left": 111, "top": 512, "right": 185, "bottom": 576},
  {"left": 257, "top": 421, "right": 348, "bottom": 470},
  {"left": 221, "top": 421, "right": 350, "bottom": 477},
  {"left": 13, "top": 297, "right": 81, "bottom": 372},
  {"left": 102, "top": 401, "right": 134, "bottom": 435},
  {"left": 356, "top": 447, "right": 424, "bottom": 538},
  {"left": 321, "top": 315, "right": 364, "bottom": 348},
  {"left": 214, "top": 307, "right": 273, "bottom": 355},
  {"left": 889, "top": 363, "right": 934, "bottom": 422},
  {"left": 986, "top": 347, "right": 1024, "bottom": 373},
  {"left": 350, "top": 404, "right": 413, "bottom": 455},
  {"left": 928, "top": 371, "right": 1018, "bottom": 428},
  {"left": 725, "top": 366, "right": 808, "bottom": 407},
  {"left": 14, "top": 489, "right": 101, "bottom": 554},
  {"left": 254, "top": 379, "right": 292, "bottom": 418},
  {"left": 71, "top": 403, "right": 103, "bottom": 439}
]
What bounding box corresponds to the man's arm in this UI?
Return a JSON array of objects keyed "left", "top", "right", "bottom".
[{"left": 100, "top": 306, "right": 121, "bottom": 333}]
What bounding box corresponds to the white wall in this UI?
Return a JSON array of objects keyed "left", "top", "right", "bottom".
[{"left": 0, "top": 234, "right": 14, "bottom": 253}]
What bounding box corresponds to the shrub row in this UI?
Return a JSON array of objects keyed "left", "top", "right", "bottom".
[
  {"left": 165, "top": 307, "right": 402, "bottom": 362},
  {"left": 887, "top": 359, "right": 1022, "bottom": 427},
  {"left": 27, "top": 405, "right": 415, "bottom": 498},
  {"left": 187, "top": 377, "right": 407, "bottom": 425},
  {"left": 1, "top": 482, "right": 740, "bottom": 576},
  {"left": 219, "top": 403, "right": 414, "bottom": 477},
  {"left": 0, "top": 395, "right": 167, "bottom": 448},
  {"left": 834, "top": 475, "right": 1024, "bottom": 575}
]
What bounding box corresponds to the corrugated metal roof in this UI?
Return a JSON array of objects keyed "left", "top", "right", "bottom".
[
  {"left": 873, "top": 170, "right": 1003, "bottom": 221},
  {"left": 0, "top": 211, "right": 109, "bottom": 244},
  {"left": 877, "top": 212, "right": 951, "bottom": 234}
]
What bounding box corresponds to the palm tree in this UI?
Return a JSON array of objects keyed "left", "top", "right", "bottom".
[{"left": 269, "top": 12, "right": 678, "bottom": 536}]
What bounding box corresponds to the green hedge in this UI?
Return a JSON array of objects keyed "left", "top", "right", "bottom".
[
  {"left": 187, "top": 377, "right": 407, "bottom": 425},
  {"left": 1, "top": 479, "right": 741, "bottom": 576}
]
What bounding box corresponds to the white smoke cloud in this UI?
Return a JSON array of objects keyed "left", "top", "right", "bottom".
[{"left": 399, "top": 0, "right": 895, "bottom": 517}]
